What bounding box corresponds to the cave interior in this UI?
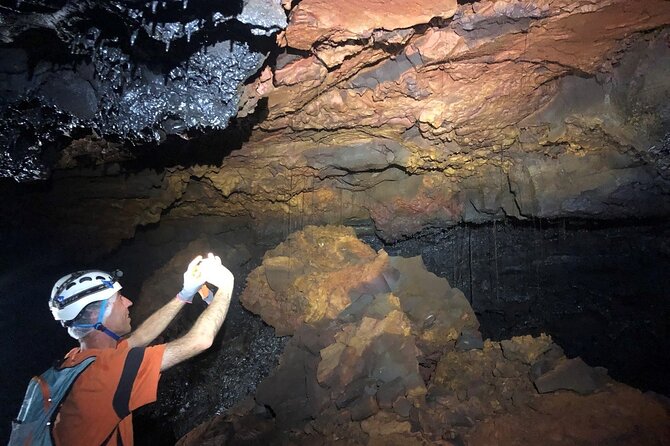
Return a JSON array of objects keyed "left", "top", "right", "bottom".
[{"left": 1, "top": 0, "right": 669, "bottom": 444}]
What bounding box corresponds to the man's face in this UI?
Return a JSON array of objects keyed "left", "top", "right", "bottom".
[{"left": 104, "top": 292, "right": 133, "bottom": 335}]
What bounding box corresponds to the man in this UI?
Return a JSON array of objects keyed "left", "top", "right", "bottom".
[{"left": 45, "top": 253, "right": 233, "bottom": 445}]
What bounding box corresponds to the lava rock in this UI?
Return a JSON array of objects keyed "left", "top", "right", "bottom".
[
  {"left": 392, "top": 396, "right": 412, "bottom": 418},
  {"left": 377, "top": 377, "right": 406, "bottom": 409},
  {"left": 500, "top": 334, "right": 554, "bottom": 365},
  {"left": 335, "top": 377, "right": 378, "bottom": 409},
  {"left": 533, "top": 357, "right": 609, "bottom": 395},
  {"left": 350, "top": 395, "right": 379, "bottom": 421},
  {"left": 241, "top": 225, "right": 382, "bottom": 335},
  {"left": 455, "top": 329, "right": 484, "bottom": 351}
]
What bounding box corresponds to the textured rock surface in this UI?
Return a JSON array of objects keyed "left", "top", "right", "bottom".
[
  {"left": 467, "top": 387, "right": 670, "bottom": 446},
  {"left": 223, "top": 0, "right": 670, "bottom": 237},
  {"left": 3, "top": 0, "right": 670, "bottom": 246},
  {"left": 240, "top": 225, "right": 382, "bottom": 335},
  {"left": 240, "top": 225, "right": 478, "bottom": 341},
  {"left": 2, "top": 166, "right": 193, "bottom": 257},
  {"left": 283, "top": 0, "right": 457, "bottom": 52},
  {"left": 178, "top": 225, "right": 670, "bottom": 446},
  {"left": 265, "top": 0, "right": 670, "bottom": 139},
  {"left": 0, "top": 0, "right": 286, "bottom": 180},
  {"left": 369, "top": 221, "right": 670, "bottom": 397}
]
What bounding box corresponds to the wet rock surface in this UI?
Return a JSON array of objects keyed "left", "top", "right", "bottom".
[
  {"left": 3, "top": 16, "right": 670, "bottom": 247},
  {"left": 0, "top": 0, "right": 286, "bottom": 180},
  {"left": 1, "top": 0, "right": 669, "bottom": 253},
  {"left": 178, "top": 225, "right": 670, "bottom": 446}
]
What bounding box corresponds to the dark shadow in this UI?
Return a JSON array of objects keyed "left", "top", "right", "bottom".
[{"left": 122, "top": 97, "right": 269, "bottom": 171}]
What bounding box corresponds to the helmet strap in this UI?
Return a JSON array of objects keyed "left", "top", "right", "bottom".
[
  {"left": 69, "top": 297, "right": 122, "bottom": 342},
  {"left": 94, "top": 323, "right": 121, "bottom": 342},
  {"left": 93, "top": 298, "right": 121, "bottom": 341}
]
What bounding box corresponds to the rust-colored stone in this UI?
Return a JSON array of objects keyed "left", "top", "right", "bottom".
[
  {"left": 35, "top": 1, "right": 670, "bottom": 253},
  {"left": 466, "top": 385, "right": 670, "bottom": 445},
  {"left": 179, "top": 228, "right": 669, "bottom": 445},
  {"left": 274, "top": 55, "right": 327, "bottom": 87},
  {"left": 240, "top": 225, "right": 384, "bottom": 335},
  {"left": 285, "top": 0, "right": 458, "bottom": 50}
]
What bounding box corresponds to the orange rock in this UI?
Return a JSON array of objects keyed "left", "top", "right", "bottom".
[
  {"left": 240, "top": 225, "right": 383, "bottom": 335},
  {"left": 285, "top": 0, "right": 458, "bottom": 50},
  {"left": 274, "top": 55, "right": 327, "bottom": 87},
  {"left": 180, "top": 227, "right": 669, "bottom": 445},
  {"left": 360, "top": 411, "right": 412, "bottom": 436}
]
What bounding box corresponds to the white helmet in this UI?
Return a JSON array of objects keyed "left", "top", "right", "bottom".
[{"left": 49, "top": 270, "right": 123, "bottom": 322}]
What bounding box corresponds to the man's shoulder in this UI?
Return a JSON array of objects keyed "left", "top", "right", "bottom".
[{"left": 61, "top": 340, "right": 131, "bottom": 368}]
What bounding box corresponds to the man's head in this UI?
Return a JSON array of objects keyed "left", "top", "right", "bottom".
[{"left": 49, "top": 270, "right": 132, "bottom": 341}]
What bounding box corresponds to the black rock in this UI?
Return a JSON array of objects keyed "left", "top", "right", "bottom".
[
  {"left": 533, "top": 357, "right": 609, "bottom": 395},
  {"left": 456, "top": 329, "right": 484, "bottom": 351}
]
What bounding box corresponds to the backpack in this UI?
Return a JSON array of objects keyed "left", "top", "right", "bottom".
[{"left": 9, "top": 357, "right": 96, "bottom": 446}]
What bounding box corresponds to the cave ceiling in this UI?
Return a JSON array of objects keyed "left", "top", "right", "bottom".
[
  {"left": 2, "top": 0, "right": 670, "bottom": 251},
  {"left": 0, "top": 0, "right": 287, "bottom": 180}
]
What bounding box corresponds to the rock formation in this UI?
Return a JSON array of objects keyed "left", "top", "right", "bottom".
[
  {"left": 3, "top": 0, "right": 670, "bottom": 247},
  {"left": 177, "top": 225, "right": 670, "bottom": 445},
  {"left": 0, "top": 0, "right": 286, "bottom": 180}
]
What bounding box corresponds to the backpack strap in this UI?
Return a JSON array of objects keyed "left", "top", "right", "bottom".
[
  {"left": 112, "top": 347, "right": 145, "bottom": 419},
  {"left": 49, "top": 357, "right": 97, "bottom": 419},
  {"left": 34, "top": 375, "right": 52, "bottom": 412}
]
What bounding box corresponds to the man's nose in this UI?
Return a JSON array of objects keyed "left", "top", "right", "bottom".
[{"left": 122, "top": 295, "right": 133, "bottom": 307}]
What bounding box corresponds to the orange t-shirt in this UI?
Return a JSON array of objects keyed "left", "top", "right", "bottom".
[{"left": 52, "top": 339, "right": 166, "bottom": 446}]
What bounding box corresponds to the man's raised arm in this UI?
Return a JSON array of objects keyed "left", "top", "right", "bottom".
[
  {"left": 126, "top": 255, "right": 206, "bottom": 349},
  {"left": 160, "top": 255, "right": 234, "bottom": 371}
]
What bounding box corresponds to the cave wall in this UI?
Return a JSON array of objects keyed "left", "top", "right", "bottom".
[{"left": 187, "top": 0, "right": 670, "bottom": 240}]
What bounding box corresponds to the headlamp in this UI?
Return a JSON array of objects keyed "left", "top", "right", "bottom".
[{"left": 52, "top": 269, "right": 123, "bottom": 310}]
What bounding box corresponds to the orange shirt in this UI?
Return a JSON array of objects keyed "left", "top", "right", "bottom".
[{"left": 52, "top": 340, "right": 166, "bottom": 446}]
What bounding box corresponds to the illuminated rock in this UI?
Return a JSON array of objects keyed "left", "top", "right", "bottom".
[
  {"left": 240, "top": 225, "right": 382, "bottom": 335},
  {"left": 284, "top": 0, "right": 458, "bottom": 51},
  {"left": 178, "top": 227, "right": 670, "bottom": 445},
  {"left": 241, "top": 225, "right": 478, "bottom": 343}
]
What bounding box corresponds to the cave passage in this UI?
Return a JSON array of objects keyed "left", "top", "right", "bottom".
[
  {"left": 2, "top": 216, "right": 668, "bottom": 444},
  {"left": 2, "top": 0, "right": 670, "bottom": 444}
]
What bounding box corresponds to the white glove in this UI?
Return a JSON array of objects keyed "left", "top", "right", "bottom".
[{"left": 177, "top": 255, "right": 206, "bottom": 303}]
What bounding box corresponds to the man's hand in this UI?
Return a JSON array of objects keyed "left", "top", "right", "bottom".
[
  {"left": 127, "top": 254, "right": 205, "bottom": 347},
  {"left": 177, "top": 255, "right": 206, "bottom": 303}
]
